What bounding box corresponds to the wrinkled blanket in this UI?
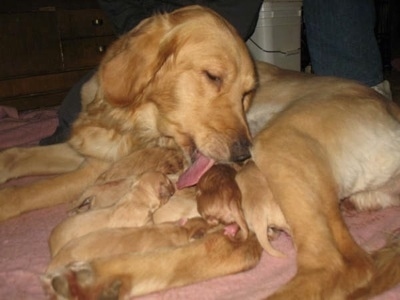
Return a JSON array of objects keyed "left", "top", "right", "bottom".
[{"left": 0, "top": 105, "right": 399, "bottom": 299}]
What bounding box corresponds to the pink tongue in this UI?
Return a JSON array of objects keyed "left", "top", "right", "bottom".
[{"left": 177, "top": 153, "right": 215, "bottom": 189}]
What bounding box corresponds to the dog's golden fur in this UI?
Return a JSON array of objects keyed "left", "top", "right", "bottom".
[
  {"left": 0, "top": 5, "right": 255, "bottom": 220},
  {"left": 43, "top": 231, "right": 263, "bottom": 299},
  {"left": 0, "top": 5, "right": 400, "bottom": 300},
  {"left": 46, "top": 217, "right": 210, "bottom": 273}
]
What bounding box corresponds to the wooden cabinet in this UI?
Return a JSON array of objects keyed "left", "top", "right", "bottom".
[{"left": 0, "top": 1, "right": 115, "bottom": 110}]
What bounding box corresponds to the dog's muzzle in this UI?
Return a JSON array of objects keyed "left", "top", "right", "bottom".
[{"left": 230, "top": 138, "right": 252, "bottom": 162}]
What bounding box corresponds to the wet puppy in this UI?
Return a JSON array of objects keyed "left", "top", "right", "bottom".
[
  {"left": 69, "top": 147, "right": 184, "bottom": 213},
  {"left": 196, "top": 164, "right": 248, "bottom": 240}
]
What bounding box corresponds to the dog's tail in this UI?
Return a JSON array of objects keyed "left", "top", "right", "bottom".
[{"left": 349, "top": 229, "right": 400, "bottom": 299}]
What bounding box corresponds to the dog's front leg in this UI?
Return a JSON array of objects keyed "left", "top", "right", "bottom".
[
  {"left": 0, "top": 143, "right": 84, "bottom": 184},
  {"left": 0, "top": 158, "right": 110, "bottom": 221}
]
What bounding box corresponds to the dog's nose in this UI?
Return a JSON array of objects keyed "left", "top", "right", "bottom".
[{"left": 230, "top": 138, "right": 251, "bottom": 162}]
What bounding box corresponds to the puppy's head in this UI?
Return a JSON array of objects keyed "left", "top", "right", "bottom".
[
  {"left": 196, "top": 164, "right": 249, "bottom": 241},
  {"left": 134, "top": 171, "right": 175, "bottom": 211},
  {"left": 99, "top": 6, "right": 256, "bottom": 187}
]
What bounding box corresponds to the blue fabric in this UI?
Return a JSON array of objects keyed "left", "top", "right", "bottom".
[{"left": 303, "top": 0, "right": 383, "bottom": 86}]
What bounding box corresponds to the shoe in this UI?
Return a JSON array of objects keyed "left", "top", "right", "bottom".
[{"left": 372, "top": 80, "right": 392, "bottom": 100}]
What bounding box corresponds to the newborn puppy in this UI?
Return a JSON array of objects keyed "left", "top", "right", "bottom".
[
  {"left": 236, "top": 160, "right": 290, "bottom": 257},
  {"left": 49, "top": 171, "right": 174, "bottom": 256},
  {"left": 196, "top": 164, "right": 248, "bottom": 241},
  {"left": 69, "top": 176, "right": 138, "bottom": 214},
  {"left": 69, "top": 147, "right": 184, "bottom": 212},
  {"left": 46, "top": 217, "right": 209, "bottom": 272}
]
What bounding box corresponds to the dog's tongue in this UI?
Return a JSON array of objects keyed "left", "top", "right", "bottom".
[{"left": 177, "top": 152, "right": 215, "bottom": 189}]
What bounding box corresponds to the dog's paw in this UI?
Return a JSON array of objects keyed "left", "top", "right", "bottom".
[
  {"left": 43, "top": 261, "right": 124, "bottom": 300},
  {"left": 42, "top": 261, "right": 95, "bottom": 299}
]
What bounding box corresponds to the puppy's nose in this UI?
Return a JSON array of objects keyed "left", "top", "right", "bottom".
[{"left": 230, "top": 138, "right": 251, "bottom": 162}]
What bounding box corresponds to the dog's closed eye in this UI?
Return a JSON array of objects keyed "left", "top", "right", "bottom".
[{"left": 203, "top": 70, "right": 222, "bottom": 89}]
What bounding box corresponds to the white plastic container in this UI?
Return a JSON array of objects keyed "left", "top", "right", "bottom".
[{"left": 247, "top": 0, "right": 303, "bottom": 71}]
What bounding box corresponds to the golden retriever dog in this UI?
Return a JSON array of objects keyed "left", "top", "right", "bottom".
[
  {"left": 42, "top": 61, "right": 400, "bottom": 299},
  {"left": 49, "top": 171, "right": 174, "bottom": 256},
  {"left": 45, "top": 217, "right": 210, "bottom": 273},
  {"left": 196, "top": 164, "right": 249, "bottom": 240},
  {"left": 1, "top": 4, "right": 400, "bottom": 300},
  {"left": 0, "top": 5, "right": 255, "bottom": 221}
]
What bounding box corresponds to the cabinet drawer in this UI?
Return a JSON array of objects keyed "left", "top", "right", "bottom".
[
  {"left": 0, "top": 12, "right": 62, "bottom": 79},
  {"left": 62, "top": 36, "right": 115, "bottom": 70},
  {"left": 0, "top": 70, "right": 89, "bottom": 98},
  {"left": 58, "top": 9, "right": 115, "bottom": 39}
]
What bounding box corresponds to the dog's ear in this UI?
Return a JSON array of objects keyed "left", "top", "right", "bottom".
[{"left": 99, "top": 15, "right": 177, "bottom": 106}]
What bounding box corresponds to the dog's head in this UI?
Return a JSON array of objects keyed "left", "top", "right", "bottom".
[{"left": 99, "top": 6, "right": 257, "bottom": 187}]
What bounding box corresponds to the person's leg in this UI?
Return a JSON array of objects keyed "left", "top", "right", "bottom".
[
  {"left": 303, "top": 0, "right": 385, "bottom": 87},
  {"left": 40, "top": 70, "right": 96, "bottom": 145},
  {"left": 390, "top": 0, "right": 400, "bottom": 71}
]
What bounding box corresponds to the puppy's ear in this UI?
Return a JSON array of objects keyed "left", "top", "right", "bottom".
[
  {"left": 68, "top": 196, "right": 94, "bottom": 216},
  {"left": 99, "top": 15, "right": 176, "bottom": 106}
]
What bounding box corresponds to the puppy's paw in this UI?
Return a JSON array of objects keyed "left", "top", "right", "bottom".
[
  {"left": 267, "top": 227, "right": 283, "bottom": 241},
  {"left": 224, "top": 223, "right": 240, "bottom": 239},
  {"left": 155, "top": 173, "right": 175, "bottom": 206},
  {"left": 182, "top": 217, "right": 210, "bottom": 240},
  {"left": 156, "top": 148, "right": 184, "bottom": 174}
]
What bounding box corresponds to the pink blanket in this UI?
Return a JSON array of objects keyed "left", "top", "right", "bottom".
[{"left": 0, "top": 105, "right": 399, "bottom": 299}]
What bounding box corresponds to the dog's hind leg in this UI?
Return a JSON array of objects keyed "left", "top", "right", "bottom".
[
  {"left": 43, "top": 231, "right": 263, "bottom": 299},
  {"left": 253, "top": 136, "right": 373, "bottom": 299},
  {"left": 265, "top": 170, "right": 373, "bottom": 299},
  {"left": 0, "top": 158, "right": 110, "bottom": 221},
  {"left": 0, "top": 143, "right": 85, "bottom": 184}
]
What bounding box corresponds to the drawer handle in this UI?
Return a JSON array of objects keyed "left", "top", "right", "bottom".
[
  {"left": 92, "top": 18, "right": 104, "bottom": 26},
  {"left": 98, "top": 45, "right": 107, "bottom": 53}
]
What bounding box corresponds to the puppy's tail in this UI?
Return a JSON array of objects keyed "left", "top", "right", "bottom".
[{"left": 349, "top": 229, "right": 400, "bottom": 299}]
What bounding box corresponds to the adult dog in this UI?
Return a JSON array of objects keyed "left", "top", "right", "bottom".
[
  {"left": 43, "top": 61, "right": 400, "bottom": 299},
  {"left": 0, "top": 5, "right": 255, "bottom": 221},
  {"left": 1, "top": 5, "right": 400, "bottom": 300}
]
